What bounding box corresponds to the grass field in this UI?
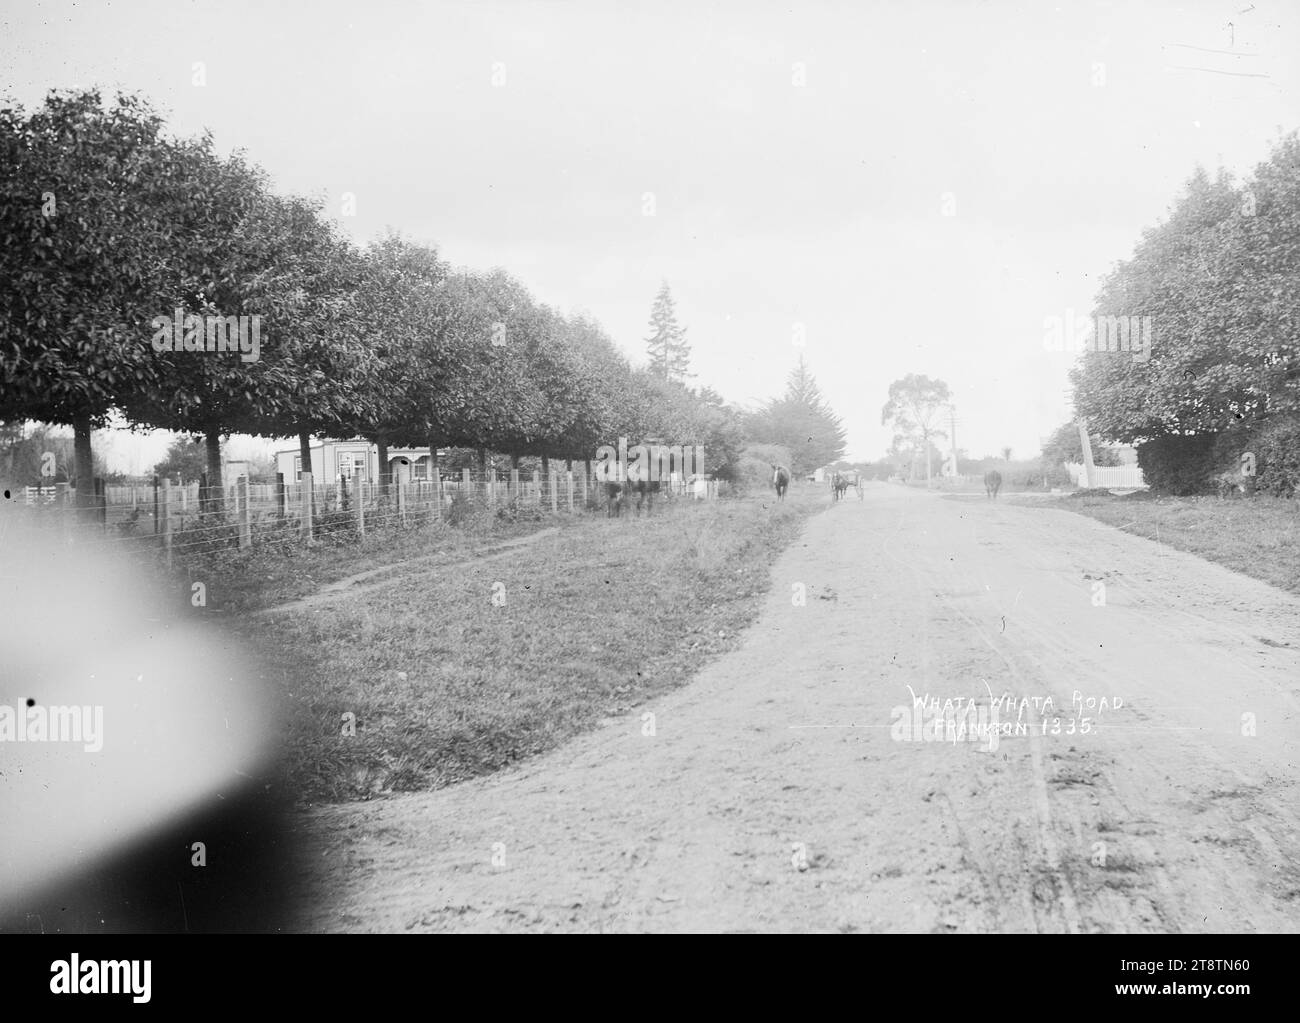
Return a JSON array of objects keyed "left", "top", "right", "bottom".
[
  {"left": 1045, "top": 490, "right": 1300, "bottom": 595},
  {"left": 240, "top": 491, "right": 817, "bottom": 804},
  {"left": 177, "top": 509, "right": 560, "bottom": 614}
]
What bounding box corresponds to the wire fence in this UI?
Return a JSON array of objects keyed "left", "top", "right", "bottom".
[{"left": 8, "top": 468, "right": 726, "bottom": 567}]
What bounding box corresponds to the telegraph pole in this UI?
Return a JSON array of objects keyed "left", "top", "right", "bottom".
[
  {"left": 1063, "top": 387, "right": 1095, "bottom": 489},
  {"left": 1077, "top": 420, "right": 1096, "bottom": 488}
]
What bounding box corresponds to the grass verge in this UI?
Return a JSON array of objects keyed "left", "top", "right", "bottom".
[
  {"left": 247, "top": 494, "right": 816, "bottom": 804},
  {"left": 166, "top": 502, "right": 559, "bottom": 614},
  {"left": 1049, "top": 490, "right": 1300, "bottom": 594}
]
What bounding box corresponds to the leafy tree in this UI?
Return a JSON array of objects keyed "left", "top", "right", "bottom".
[
  {"left": 0, "top": 89, "right": 188, "bottom": 518},
  {"left": 343, "top": 235, "right": 455, "bottom": 496},
  {"left": 0, "top": 422, "right": 107, "bottom": 487},
  {"left": 881, "top": 374, "right": 951, "bottom": 485},
  {"left": 1073, "top": 135, "right": 1300, "bottom": 446},
  {"left": 121, "top": 149, "right": 370, "bottom": 517},
  {"left": 555, "top": 312, "right": 636, "bottom": 463},
  {"left": 151, "top": 437, "right": 208, "bottom": 481},
  {"left": 1039, "top": 422, "right": 1121, "bottom": 469}
]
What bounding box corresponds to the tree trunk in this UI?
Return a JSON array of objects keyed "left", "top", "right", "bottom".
[
  {"left": 478, "top": 447, "right": 487, "bottom": 473},
  {"left": 205, "top": 430, "right": 224, "bottom": 515},
  {"left": 299, "top": 429, "right": 314, "bottom": 529},
  {"left": 73, "top": 414, "right": 95, "bottom": 524},
  {"left": 427, "top": 430, "right": 440, "bottom": 486},
  {"left": 510, "top": 453, "right": 520, "bottom": 470}
]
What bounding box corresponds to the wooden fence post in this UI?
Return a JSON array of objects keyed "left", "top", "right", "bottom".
[
  {"left": 580, "top": 462, "right": 588, "bottom": 510},
  {"left": 356, "top": 479, "right": 365, "bottom": 538},
  {"left": 276, "top": 472, "right": 286, "bottom": 521},
  {"left": 532, "top": 470, "right": 541, "bottom": 505},
  {"left": 153, "top": 475, "right": 160, "bottom": 535},
  {"left": 397, "top": 480, "right": 407, "bottom": 527},
  {"left": 549, "top": 472, "right": 558, "bottom": 514},
  {"left": 566, "top": 471, "right": 574, "bottom": 513},
  {"left": 489, "top": 469, "right": 497, "bottom": 508},
  {"left": 301, "top": 471, "right": 314, "bottom": 542},
  {"left": 161, "top": 478, "right": 173, "bottom": 568},
  {"left": 510, "top": 469, "right": 520, "bottom": 502},
  {"left": 238, "top": 475, "right": 251, "bottom": 548}
]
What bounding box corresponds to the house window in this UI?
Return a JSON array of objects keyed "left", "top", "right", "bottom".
[
  {"left": 293, "top": 455, "right": 302, "bottom": 482},
  {"left": 338, "top": 452, "right": 367, "bottom": 481}
]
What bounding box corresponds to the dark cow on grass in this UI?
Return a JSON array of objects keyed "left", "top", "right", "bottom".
[{"left": 604, "top": 478, "right": 662, "bottom": 516}]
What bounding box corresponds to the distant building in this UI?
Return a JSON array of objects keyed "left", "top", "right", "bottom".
[{"left": 274, "top": 440, "right": 447, "bottom": 484}]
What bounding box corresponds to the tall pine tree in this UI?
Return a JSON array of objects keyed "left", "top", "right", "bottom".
[
  {"left": 644, "top": 282, "right": 692, "bottom": 383},
  {"left": 754, "top": 357, "right": 847, "bottom": 474}
]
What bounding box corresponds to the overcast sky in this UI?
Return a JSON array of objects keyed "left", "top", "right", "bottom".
[{"left": 3, "top": 0, "right": 1296, "bottom": 469}]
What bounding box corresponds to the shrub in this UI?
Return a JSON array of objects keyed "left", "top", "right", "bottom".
[
  {"left": 446, "top": 490, "right": 479, "bottom": 527},
  {"left": 1043, "top": 463, "right": 1073, "bottom": 489},
  {"left": 1135, "top": 434, "right": 1217, "bottom": 495},
  {"left": 495, "top": 496, "right": 545, "bottom": 524},
  {"left": 1251, "top": 416, "right": 1300, "bottom": 498},
  {"left": 314, "top": 508, "right": 358, "bottom": 545}
]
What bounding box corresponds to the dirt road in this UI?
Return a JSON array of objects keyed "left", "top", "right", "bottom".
[{"left": 293, "top": 484, "right": 1300, "bottom": 932}]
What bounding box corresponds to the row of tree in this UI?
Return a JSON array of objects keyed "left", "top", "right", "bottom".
[{"left": 1, "top": 89, "right": 762, "bottom": 516}]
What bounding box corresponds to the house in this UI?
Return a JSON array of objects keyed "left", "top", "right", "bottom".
[{"left": 274, "top": 440, "right": 447, "bottom": 484}]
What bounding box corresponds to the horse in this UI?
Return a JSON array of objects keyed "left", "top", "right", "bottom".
[
  {"left": 831, "top": 472, "right": 850, "bottom": 502},
  {"left": 772, "top": 464, "right": 790, "bottom": 501},
  {"left": 984, "top": 470, "right": 1002, "bottom": 499},
  {"left": 604, "top": 481, "right": 627, "bottom": 517}
]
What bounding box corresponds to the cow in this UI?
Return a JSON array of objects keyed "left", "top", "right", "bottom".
[
  {"left": 772, "top": 464, "right": 790, "bottom": 501},
  {"left": 627, "top": 478, "right": 661, "bottom": 515},
  {"left": 984, "top": 470, "right": 1003, "bottom": 499},
  {"left": 605, "top": 478, "right": 662, "bottom": 517}
]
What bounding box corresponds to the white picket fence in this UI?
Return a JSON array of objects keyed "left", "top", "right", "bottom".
[{"left": 1064, "top": 463, "right": 1147, "bottom": 488}]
